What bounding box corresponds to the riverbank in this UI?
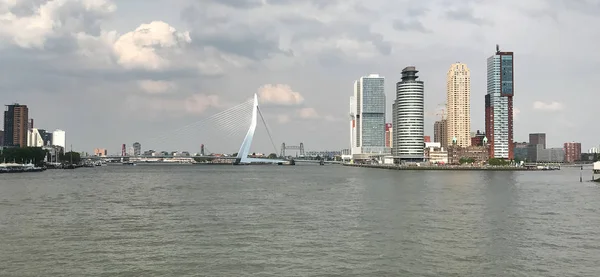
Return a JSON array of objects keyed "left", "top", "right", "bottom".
[{"left": 343, "top": 163, "right": 556, "bottom": 171}]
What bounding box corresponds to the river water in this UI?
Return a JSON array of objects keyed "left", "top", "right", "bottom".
[{"left": 1, "top": 165, "right": 599, "bottom": 276}]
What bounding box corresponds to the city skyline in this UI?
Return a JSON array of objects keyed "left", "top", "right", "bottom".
[{"left": 0, "top": 1, "right": 597, "bottom": 153}]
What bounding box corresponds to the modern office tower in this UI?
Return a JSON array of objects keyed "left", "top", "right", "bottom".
[
  {"left": 529, "top": 133, "right": 546, "bottom": 149},
  {"left": 133, "top": 142, "right": 142, "bottom": 156},
  {"left": 3, "top": 104, "right": 29, "bottom": 147},
  {"left": 563, "top": 142, "right": 581, "bottom": 163},
  {"left": 393, "top": 66, "right": 425, "bottom": 161},
  {"left": 485, "top": 45, "right": 514, "bottom": 159},
  {"left": 434, "top": 119, "right": 448, "bottom": 149},
  {"left": 52, "top": 129, "right": 66, "bottom": 149},
  {"left": 349, "top": 74, "right": 387, "bottom": 156},
  {"left": 447, "top": 63, "right": 471, "bottom": 147}
]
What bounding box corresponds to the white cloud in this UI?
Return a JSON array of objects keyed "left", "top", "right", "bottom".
[
  {"left": 258, "top": 84, "right": 304, "bottom": 105},
  {"left": 138, "top": 80, "right": 176, "bottom": 94},
  {"left": 113, "top": 21, "right": 191, "bottom": 70},
  {"left": 533, "top": 101, "right": 564, "bottom": 112},
  {"left": 297, "top": 107, "right": 319, "bottom": 119}
]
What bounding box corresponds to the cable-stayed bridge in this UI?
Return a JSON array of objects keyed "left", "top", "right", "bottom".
[{"left": 93, "top": 94, "right": 336, "bottom": 165}]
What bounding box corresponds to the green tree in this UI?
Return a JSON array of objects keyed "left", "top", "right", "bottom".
[
  {"left": 488, "top": 158, "right": 509, "bottom": 166},
  {"left": 0, "top": 147, "right": 48, "bottom": 166},
  {"left": 59, "top": 151, "right": 81, "bottom": 164},
  {"left": 268, "top": 153, "right": 278, "bottom": 159}
]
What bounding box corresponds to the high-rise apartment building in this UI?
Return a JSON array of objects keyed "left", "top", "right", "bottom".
[
  {"left": 564, "top": 142, "right": 581, "bottom": 163},
  {"left": 434, "top": 119, "right": 447, "bottom": 149},
  {"left": 52, "top": 129, "right": 66, "bottom": 149},
  {"left": 3, "top": 104, "right": 29, "bottom": 147},
  {"left": 133, "top": 142, "right": 142, "bottom": 156},
  {"left": 447, "top": 63, "right": 471, "bottom": 147},
  {"left": 485, "top": 45, "right": 514, "bottom": 159},
  {"left": 529, "top": 133, "right": 546, "bottom": 149},
  {"left": 349, "top": 74, "right": 387, "bottom": 156},
  {"left": 393, "top": 66, "right": 425, "bottom": 161}
]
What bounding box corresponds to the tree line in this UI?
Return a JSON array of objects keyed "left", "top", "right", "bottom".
[{"left": 0, "top": 147, "right": 81, "bottom": 165}]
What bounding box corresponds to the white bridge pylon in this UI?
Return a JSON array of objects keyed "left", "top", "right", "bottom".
[{"left": 234, "top": 93, "right": 286, "bottom": 164}]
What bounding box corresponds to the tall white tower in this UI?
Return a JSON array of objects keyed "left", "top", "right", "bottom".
[{"left": 446, "top": 63, "right": 471, "bottom": 147}]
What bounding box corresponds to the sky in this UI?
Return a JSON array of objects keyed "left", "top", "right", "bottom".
[{"left": 0, "top": 0, "right": 599, "bottom": 155}]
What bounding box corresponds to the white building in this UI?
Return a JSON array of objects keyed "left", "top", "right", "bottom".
[
  {"left": 52, "top": 129, "right": 66, "bottom": 149},
  {"left": 447, "top": 63, "right": 471, "bottom": 147},
  {"left": 393, "top": 66, "right": 425, "bottom": 162},
  {"left": 27, "top": 128, "right": 45, "bottom": 147},
  {"left": 349, "top": 74, "right": 390, "bottom": 160}
]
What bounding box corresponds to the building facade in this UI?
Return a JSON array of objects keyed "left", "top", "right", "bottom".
[
  {"left": 133, "top": 142, "right": 142, "bottom": 156},
  {"left": 349, "top": 74, "right": 387, "bottom": 158},
  {"left": 94, "top": 148, "right": 108, "bottom": 156},
  {"left": 528, "top": 144, "right": 564, "bottom": 163},
  {"left": 393, "top": 66, "right": 425, "bottom": 161},
  {"left": 529, "top": 133, "right": 546, "bottom": 149},
  {"left": 564, "top": 142, "right": 581, "bottom": 163},
  {"left": 447, "top": 145, "right": 489, "bottom": 164},
  {"left": 485, "top": 45, "right": 514, "bottom": 159},
  {"left": 3, "top": 104, "right": 29, "bottom": 147},
  {"left": 52, "top": 129, "right": 66, "bottom": 149},
  {"left": 385, "top": 123, "right": 392, "bottom": 148},
  {"left": 471, "top": 130, "right": 486, "bottom": 146},
  {"left": 27, "top": 128, "right": 45, "bottom": 147},
  {"left": 446, "top": 63, "right": 471, "bottom": 147},
  {"left": 514, "top": 142, "right": 528, "bottom": 161},
  {"left": 434, "top": 119, "right": 447, "bottom": 149}
]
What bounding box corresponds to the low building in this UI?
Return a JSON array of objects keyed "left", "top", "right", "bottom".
[
  {"left": 514, "top": 142, "right": 528, "bottom": 161},
  {"left": 425, "top": 146, "right": 448, "bottom": 164},
  {"left": 528, "top": 144, "right": 564, "bottom": 163},
  {"left": 447, "top": 145, "right": 489, "bottom": 164},
  {"left": 94, "top": 148, "right": 108, "bottom": 157}
]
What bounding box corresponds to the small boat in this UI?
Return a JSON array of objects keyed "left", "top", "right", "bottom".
[{"left": 122, "top": 161, "right": 136, "bottom": 166}]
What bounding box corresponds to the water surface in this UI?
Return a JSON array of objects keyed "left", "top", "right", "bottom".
[{"left": 1, "top": 165, "right": 599, "bottom": 276}]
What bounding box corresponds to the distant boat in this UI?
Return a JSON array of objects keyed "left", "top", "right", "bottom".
[{"left": 122, "top": 161, "right": 136, "bottom": 166}]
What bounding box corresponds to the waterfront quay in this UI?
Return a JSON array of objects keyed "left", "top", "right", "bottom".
[{"left": 343, "top": 163, "right": 557, "bottom": 171}]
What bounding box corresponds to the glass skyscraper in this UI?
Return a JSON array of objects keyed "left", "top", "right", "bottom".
[
  {"left": 350, "top": 74, "right": 387, "bottom": 156},
  {"left": 485, "top": 45, "right": 514, "bottom": 159}
]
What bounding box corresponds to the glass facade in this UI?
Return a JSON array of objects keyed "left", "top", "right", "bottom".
[
  {"left": 360, "top": 77, "right": 386, "bottom": 147},
  {"left": 501, "top": 55, "right": 513, "bottom": 95}
]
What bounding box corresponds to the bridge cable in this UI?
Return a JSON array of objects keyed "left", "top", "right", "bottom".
[{"left": 257, "top": 107, "right": 279, "bottom": 155}]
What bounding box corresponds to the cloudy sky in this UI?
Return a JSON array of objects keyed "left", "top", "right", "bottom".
[{"left": 1, "top": 0, "right": 598, "bottom": 155}]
